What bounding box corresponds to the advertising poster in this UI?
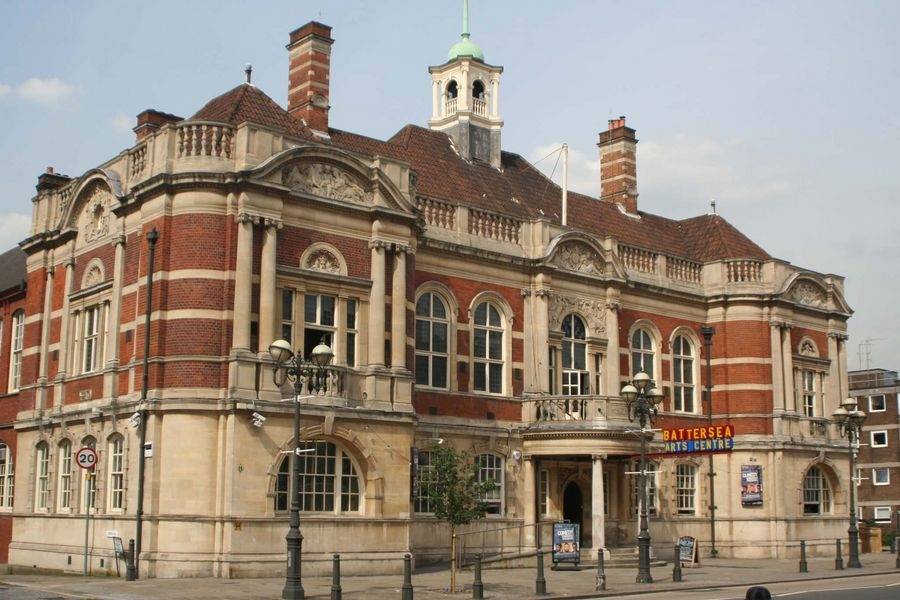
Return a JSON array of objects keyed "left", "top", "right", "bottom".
[
  {"left": 741, "top": 464, "right": 763, "bottom": 505},
  {"left": 551, "top": 522, "right": 580, "bottom": 563}
]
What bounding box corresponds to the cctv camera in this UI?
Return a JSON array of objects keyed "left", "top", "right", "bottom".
[{"left": 128, "top": 412, "right": 142, "bottom": 429}]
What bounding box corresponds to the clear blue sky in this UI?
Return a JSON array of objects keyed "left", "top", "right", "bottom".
[{"left": 1, "top": 1, "right": 898, "bottom": 369}]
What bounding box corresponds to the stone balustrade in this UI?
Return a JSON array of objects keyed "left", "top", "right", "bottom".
[
  {"left": 176, "top": 121, "right": 235, "bottom": 158},
  {"left": 725, "top": 259, "right": 763, "bottom": 283},
  {"left": 620, "top": 245, "right": 658, "bottom": 274},
  {"left": 472, "top": 97, "right": 487, "bottom": 116},
  {"left": 129, "top": 144, "right": 147, "bottom": 178},
  {"left": 667, "top": 256, "right": 702, "bottom": 284},
  {"left": 418, "top": 197, "right": 457, "bottom": 230},
  {"left": 468, "top": 208, "right": 521, "bottom": 244},
  {"left": 522, "top": 395, "right": 628, "bottom": 429}
]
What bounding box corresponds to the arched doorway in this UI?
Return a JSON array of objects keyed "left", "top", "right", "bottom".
[{"left": 563, "top": 481, "right": 584, "bottom": 545}]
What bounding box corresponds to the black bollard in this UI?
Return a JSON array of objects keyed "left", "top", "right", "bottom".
[
  {"left": 834, "top": 539, "right": 843, "bottom": 570},
  {"left": 799, "top": 541, "right": 808, "bottom": 573},
  {"left": 895, "top": 536, "right": 899, "bottom": 570},
  {"left": 125, "top": 539, "right": 136, "bottom": 581},
  {"left": 401, "top": 554, "right": 413, "bottom": 600},
  {"left": 331, "top": 554, "right": 342, "bottom": 600},
  {"left": 472, "top": 553, "right": 484, "bottom": 600},
  {"left": 595, "top": 548, "right": 606, "bottom": 591},
  {"left": 672, "top": 542, "right": 683, "bottom": 582},
  {"left": 535, "top": 548, "right": 547, "bottom": 595}
]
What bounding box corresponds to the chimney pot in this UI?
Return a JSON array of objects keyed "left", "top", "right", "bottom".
[
  {"left": 46, "top": 167, "right": 54, "bottom": 174},
  {"left": 134, "top": 109, "right": 183, "bottom": 142}
]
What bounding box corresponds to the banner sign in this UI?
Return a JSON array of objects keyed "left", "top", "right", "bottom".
[
  {"left": 741, "top": 464, "right": 763, "bottom": 505},
  {"left": 551, "top": 522, "right": 580, "bottom": 564},
  {"left": 661, "top": 424, "right": 734, "bottom": 454}
]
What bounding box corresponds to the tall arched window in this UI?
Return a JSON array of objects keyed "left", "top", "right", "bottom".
[
  {"left": 562, "top": 314, "right": 589, "bottom": 395},
  {"left": 0, "top": 442, "right": 14, "bottom": 508},
  {"left": 472, "top": 80, "right": 485, "bottom": 99},
  {"left": 631, "top": 329, "right": 655, "bottom": 380},
  {"left": 446, "top": 80, "right": 459, "bottom": 99},
  {"left": 82, "top": 436, "right": 96, "bottom": 513},
  {"left": 8, "top": 310, "right": 24, "bottom": 391},
  {"left": 473, "top": 302, "right": 504, "bottom": 395},
  {"left": 415, "top": 292, "right": 449, "bottom": 389},
  {"left": 273, "top": 441, "right": 361, "bottom": 514},
  {"left": 672, "top": 335, "right": 696, "bottom": 413},
  {"left": 802, "top": 466, "right": 832, "bottom": 515},
  {"left": 35, "top": 442, "right": 50, "bottom": 510},
  {"left": 476, "top": 453, "right": 504, "bottom": 515},
  {"left": 108, "top": 435, "right": 125, "bottom": 510},
  {"left": 675, "top": 463, "right": 697, "bottom": 515},
  {"left": 58, "top": 440, "right": 72, "bottom": 510}
]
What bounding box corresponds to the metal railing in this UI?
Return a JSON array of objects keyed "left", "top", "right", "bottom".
[{"left": 454, "top": 521, "right": 554, "bottom": 567}]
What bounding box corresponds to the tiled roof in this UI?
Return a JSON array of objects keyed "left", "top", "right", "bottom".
[
  {"left": 188, "top": 85, "right": 770, "bottom": 263},
  {"left": 0, "top": 247, "right": 26, "bottom": 294}
]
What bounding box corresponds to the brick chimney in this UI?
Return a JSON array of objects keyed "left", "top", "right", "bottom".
[
  {"left": 134, "top": 109, "right": 182, "bottom": 142},
  {"left": 287, "top": 21, "right": 334, "bottom": 133},
  {"left": 36, "top": 166, "right": 71, "bottom": 192},
  {"left": 597, "top": 116, "right": 638, "bottom": 213}
]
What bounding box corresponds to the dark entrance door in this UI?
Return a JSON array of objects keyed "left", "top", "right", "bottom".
[{"left": 562, "top": 481, "right": 583, "bottom": 545}]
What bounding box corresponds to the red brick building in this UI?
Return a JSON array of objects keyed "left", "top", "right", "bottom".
[{"left": 2, "top": 14, "right": 854, "bottom": 577}]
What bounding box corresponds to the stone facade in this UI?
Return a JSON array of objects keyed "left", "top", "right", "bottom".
[{"left": 0, "top": 16, "right": 856, "bottom": 579}]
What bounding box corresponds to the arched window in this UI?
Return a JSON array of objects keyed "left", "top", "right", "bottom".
[
  {"left": 0, "top": 442, "right": 14, "bottom": 508},
  {"left": 415, "top": 292, "right": 449, "bottom": 389},
  {"left": 476, "top": 453, "right": 504, "bottom": 515},
  {"left": 472, "top": 80, "right": 485, "bottom": 99},
  {"left": 58, "top": 440, "right": 72, "bottom": 510},
  {"left": 35, "top": 442, "right": 50, "bottom": 510},
  {"left": 675, "top": 463, "right": 697, "bottom": 515},
  {"left": 473, "top": 302, "right": 504, "bottom": 395},
  {"left": 562, "top": 314, "right": 589, "bottom": 395},
  {"left": 631, "top": 329, "right": 655, "bottom": 380},
  {"left": 273, "top": 441, "right": 361, "bottom": 514},
  {"left": 8, "top": 310, "right": 24, "bottom": 391},
  {"left": 446, "top": 80, "right": 459, "bottom": 99},
  {"left": 82, "top": 436, "right": 97, "bottom": 513},
  {"left": 672, "top": 335, "right": 696, "bottom": 413},
  {"left": 108, "top": 435, "right": 125, "bottom": 510},
  {"left": 802, "top": 466, "right": 832, "bottom": 515}
]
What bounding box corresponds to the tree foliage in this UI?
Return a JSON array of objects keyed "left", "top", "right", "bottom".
[{"left": 419, "top": 445, "right": 497, "bottom": 528}]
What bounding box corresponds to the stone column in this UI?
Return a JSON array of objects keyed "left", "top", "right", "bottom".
[
  {"left": 368, "top": 240, "right": 387, "bottom": 367},
  {"left": 103, "top": 235, "right": 126, "bottom": 398},
  {"left": 605, "top": 290, "right": 621, "bottom": 396},
  {"left": 491, "top": 77, "right": 500, "bottom": 117},
  {"left": 523, "top": 456, "right": 536, "bottom": 547},
  {"left": 258, "top": 219, "right": 280, "bottom": 354},
  {"left": 770, "top": 320, "right": 785, "bottom": 412},
  {"left": 431, "top": 80, "right": 440, "bottom": 120},
  {"left": 36, "top": 261, "right": 54, "bottom": 410},
  {"left": 781, "top": 325, "right": 795, "bottom": 412},
  {"left": 827, "top": 332, "right": 840, "bottom": 410},
  {"left": 592, "top": 455, "right": 606, "bottom": 550},
  {"left": 534, "top": 289, "right": 551, "bottom": 393},
  {"left": 837, "top": 336, "right": 849, "bottom": 400},
  {"left": 390, "top": 245, "right": 408, "bottom": 370},
  {"left": 56, "top": 256, "right": 76, "bottom": 380},
  {"left": 232, "top": 213, "right": 254, "bottom": 352}
]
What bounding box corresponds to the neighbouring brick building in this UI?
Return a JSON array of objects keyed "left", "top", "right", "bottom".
[
  {"left": 2, "top": 10, "right": 856, "bottom": 578},
  {"left": 850, "top": 369, "right": 900, "bottom": 531}
]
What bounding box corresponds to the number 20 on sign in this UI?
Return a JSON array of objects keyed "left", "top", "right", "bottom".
[{"left": 75, "top": 447, "right": 98, "bottom": 470}]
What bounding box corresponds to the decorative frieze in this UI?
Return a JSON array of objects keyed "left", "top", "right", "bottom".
[
  {"left": 281, "top": 161, "right": 370, "bottom": 205},
  {"left": 548, "top": 293, "right": 607, "bottom": 336},
  {"left": 788, "top": 280, "right": 827, "bottom": 308},
  {"left": 553, "top": 242, "right": 606, "bottom": 277},
  {"left": 81, "top": 183, "right": 111, "bottom": 243}
]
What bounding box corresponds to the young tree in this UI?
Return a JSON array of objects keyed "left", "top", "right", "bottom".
[{"left": 419, "top": 444, "right": 498, "bottom": 592}]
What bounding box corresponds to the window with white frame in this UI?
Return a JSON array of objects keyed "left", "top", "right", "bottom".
[
  {"left": 868, "top": 395, "right": 886, "bottom": 412},
  {"left": 0, "top": 443, "right": 14, "bottom": 508},
  {"left": 9, "top": 310, "right": 24, "bottom": 391},
  {"left": 871, "top": 431, "right": 888, "bottom": 448},
  {"left": 273, "top": 441, "right": 361, "bottom": 513},
  {"left": 672, "top": 335, "right": 696, "bottom": 413},
  {"left": 561, "top": 314, "right": 589, "bottom": 395},
  {"left": 82, "top": 436, "right": 97, "bottom": 513},
  {"left": 801, "top": 370, "right": 816, "bottom": 417},
  {"left": 303, "top": 294, "right": 336, "bottom": 359},
  {"left": 630, "top": 329, "right": 655, "bottom": 380},
  {"left": 58, "top": 440, "right": 72, "bottom": 510},
  {"left": 630, "top": 460, "right": 658, "bottom": 515},
  {"left": 675, "top": 463, "right": 697, "bottom": 515},
  {"left": 346, "top": 298, "right": 358, "bottom": 367},
  {"left": 81, "top": 305, "right": 103, "bottom": 373},
  {"left": 415, "top": 292, "right": 449, "bottom": 389},
  {"left": 35, "top": 442, "right": 50, "bottom": 510},
  {"left": 108, "top": 436, "right": 125, "bottom": 510},
  {"left": 872, "top": 467, "right": 890, "bottom": 486},
  {"left": 414, "top": 450, "right": 434, "bottom": 514},
  {"left": 539, "top": 468, "right": 549, "bottom": 516},
  {"left": 473, "top": 302, "right": 504, "bottom": 395},
  {"left": 874, "top": 506, "right": 892, "bottom": 523},
  {"left": 476, "top": 453, "right": 504, "bottom": 515},
  {"left": 802, "top": 466, "right": 831, "bottom": 515}
]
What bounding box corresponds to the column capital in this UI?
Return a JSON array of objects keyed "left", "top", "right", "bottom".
[
  {"left": 520, "top": 288, "right": 531, "bottom": 298},
  {"left": 592, "top": 453, "right": 608, "bottom": 462},
  {"left": 236, "top": 211, "right": 260, "bottom": 225},
  {"left": 64, "top": 255, "right": 75, "bottom": 268},
  {"left": 113, "top": 234, "right": 127, "bottom": 247},
  {"left": 263, "top": 217, "right": 283, "bottom": 230},
  {"left": 393, "top": 243, "right": 414, "bottom": 255},
  {"left": 605, "top": 299, "right": 621, "bottom": 311},
  {"left": 770, "top": 319, "right": 793, "bottom": 330},
  {"left": 828, "top": 331, "right": 849, "bottom": 341},
  {"left": 369, "top": 239, "right": 391, "bottom": 250}
]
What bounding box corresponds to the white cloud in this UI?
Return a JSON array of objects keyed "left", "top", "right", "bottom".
[
  {"left": 0, "top": 83, "right": 10, "bottom": 97},
  {"left": 16, "top": 78, "right": 80, "bottom": 105},
  {"left": 0, "top": 212, "right": 31, "bottom": 251},
  {"left": 111, "top": 113, "right": 133, "bottom": 134}
]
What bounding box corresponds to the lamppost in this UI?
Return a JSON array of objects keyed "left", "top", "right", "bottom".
[
  {"left": 269, "top": 337, "right": 335, "bottom": 600},
  {"left": 621, "top": 371, "right": 664, "bottom": 584},
  {"left": 832, "top": 397, "right": 866, "bottom": 569}
]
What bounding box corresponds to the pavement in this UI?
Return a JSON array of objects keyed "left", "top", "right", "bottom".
[{"left": 0, "top": 552, "right": 897, "bottom": 600}]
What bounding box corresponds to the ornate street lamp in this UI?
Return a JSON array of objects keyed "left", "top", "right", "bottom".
[
  {"left": 269, "top": 338, "right": 334, "bottom": 600},
  {"left": 622, "top": 372, "right": 664, "bottom": 584},
  {"left": 832, "top": 397, "right": 866, "bottom": 569}
]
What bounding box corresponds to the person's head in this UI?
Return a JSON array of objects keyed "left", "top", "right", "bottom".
[{"left": 745, "top": 586, "right": 772, "bottom": 600}]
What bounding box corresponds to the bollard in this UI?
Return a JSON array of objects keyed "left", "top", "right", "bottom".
[
  {"left": 535, "top": 548, "right": 547, "bottom": 595},
  {"left": 595, "top": 547, "right": 606, "bottom": 591},
  {"left": 331, "top": 554, "right": 342, "bottom": 600},
  {"left": 834, "top": 539, "right": 843, "bottom": 570},
  {"left": 799, "top": 541, "right": 808, "bottom": 573},
  {"left": 125, "top": 539, "right": 136, "bottom": 581},
  {"left": 472, "top": 553, "right": 484, "bottom": 600},
  {"left": 896, "top": 536, "right": 899, "bottom": 570},
  {"left": 401, "top": 554, "right": 413, "bottom": 600},
  {"left": 672, "top": 542, "right": 683, "bottom": 582}
]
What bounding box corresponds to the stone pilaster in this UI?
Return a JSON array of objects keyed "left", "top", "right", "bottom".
[
  {"left": 103, "top": 234, "right": 126, "bottom": 399},
  {"left": 232, "top": 212, "right": 255, "bottom": 353},
  {"left": 605, "top": 287, "right": 621, "bottom": 396},
  {"left": 591, "top": 454, "right": 606, "bottom": 550},
  {"left": 367, "top": 240, "right": 388, "bottom": 367},
  {"left": 390, "top": 244, "right": 410, "bottom": 371},
  {"left": 258, "top": 218, "right": 281, "bottom": 355}
]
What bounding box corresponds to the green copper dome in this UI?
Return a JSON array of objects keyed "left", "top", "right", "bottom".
[{"left": 446, "top": 1, "right": 484, "bottom": 61}]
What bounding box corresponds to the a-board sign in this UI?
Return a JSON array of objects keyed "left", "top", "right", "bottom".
[
  {"left": 75, "top": 447, "right": 98, "bottom": 470},
  {"left": 112, "top": 536, "right": 125, "bottom": 558},
  {"left": 678, "top": 535, "right": 699, "bottom": 567},
  {"left": 551, "top": 522, "right": 580, "bottom": 564}
]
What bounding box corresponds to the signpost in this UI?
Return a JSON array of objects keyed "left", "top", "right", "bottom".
[
  {"left": 76, "top": 446, "right": 98, "bottom": 576},
  {"left": 551, "top": 522, "right": 580, "bottom": 569}
]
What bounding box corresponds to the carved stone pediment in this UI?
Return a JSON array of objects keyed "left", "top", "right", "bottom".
[
  {"left": 788, "top": 280, "right": 827, "bottom": 308},
  {"left": 281, "top": 161, "right": 370, "bottom": 205},
  {"left": 548, "top": 293, "right": 607, "bottom": 337},
  {"left": 305, "top": 249, "right": 341, "bottom": 274},
  {"left": 79, "top": 182, "right": 112, "bottom": 244},
  {"left": 552, "top": 242, "right": 606, "bottom": 277}
]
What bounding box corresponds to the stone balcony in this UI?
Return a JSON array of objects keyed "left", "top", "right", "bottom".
[{"left": 521, "top": 395, "right": 633, "bottom": 432}]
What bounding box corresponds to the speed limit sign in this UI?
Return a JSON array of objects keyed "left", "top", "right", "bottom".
[{"left": 75, "top": 447, "right": 98, "bottom": 470}]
